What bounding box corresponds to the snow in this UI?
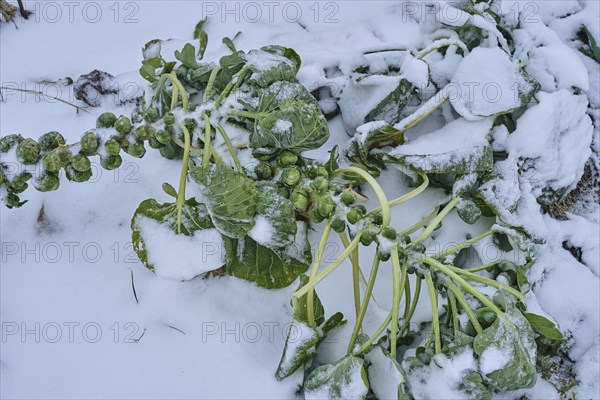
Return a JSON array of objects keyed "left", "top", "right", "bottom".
[
  {"left": 134, "top": 216, "right": 224, "bottom": 281},
  {"left": 365, "top": 346, "right": 405, "bottom": 400},
  {"left": 248, "top": 215, "right": 274, "bottom": 247},
  {"left": 479, "top": 346, "right": 511, "bottom": 375}
]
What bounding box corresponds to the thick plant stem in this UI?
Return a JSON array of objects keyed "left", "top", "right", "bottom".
[
  {"left": 294, "top": 230, "right": 364, "bottom": 300},
  {"left": 339, "top": 231, "right": 361, "bottom": 319},
  {"left": 369, "top": 172, "right": 429, "bottom": 216},
  {"left": 390, "top": 246, "right": 402, "bottom": 358},
  {"left": 465, "top": 260, "right": 501, "bottom": 273},
  {"left": 175, "top": 126, "right": 192, "bottom": 234},
  {"left": 401, "top": 207, "right": 440, "bottom": 236},
  {"left": 307, "top": 219, "right": 333, "bottom": 328},
  {"left": 170, "top": 83, "right": 179, "bottom": 110},
  {"left": 446, "top": 281, "right": 483, "bottom": 334},
  {"left": 166, "top": 73, "right": 188, "bottom": 111},
  {"left": 339, "top": 231, "right": 372, "bottom": 301},
  {"left": 432, "top": 230, "right": 493, "bottom": 259},
  {"left": 449, "top": 265, "right": 524, "bottom": 301},
  {"left": 416, "top": 38, "right": 469, "bottom": 59},
  {"left": 424, "top": 271, "right": 441, "bottom": 354},
  {"left": 333, "top": 167, "right": 391, "bottom": 228},
  {"left": 348, "top": 256, "right": 381, "bottom": 353},
  {"left": 356, "top": 312, "right": 392, "bottom": 355},
  {"left": 201, "top": 114, "right": 212, "bottom": 168},
  {"left": 413, "top": 197, "right": 460, "bottom": 244},
  {"left": 204, "top": 65, "right": 221, "bottom": 102},
  {"left": 216, "top": 124, "right": 242, "bottom": 172},
  {"left": 448, "top": 290, "right": 460, "bottom": 336},
  {"left": 393, "top": 88, "right": 449, "bottom": 135},
  {"left": 422, "top": 257, "right": 507, "bottom": 320},
  {"left": 403, "top": 273, "right": 411, "bottom": 321},
  {"left": 215, "top": 65, "right": 249, "bottom": 107},
  {"left": 401, "top": 277, "right": 421, "bottom": 335}
]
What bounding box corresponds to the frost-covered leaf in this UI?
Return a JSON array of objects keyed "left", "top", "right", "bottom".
[
  {"left": 459, "top": 371, "right": 492, "bottom": 400},
  {"left": 473, "top": 311, "right": 536, "bottom": 391},
  {"left": 364, "top": 79, "right": 414, "bottom": 125},
  {"left": 275, "top": 317, "right": 319, "bottom": 380},
  {"left": 457, "top": 198, "right": 482, "bottom": 224},
  {"left": 245, "top": 46, "right": 300, "bottom": 88},
  {"left": 365, "top": 345, "right": 410, "bottom": 400},
  {"left": 190, "top": 164, "right": 258, "bottom": 238},
  {"left": 223, "top": 222, "right": 311, "bottom": 288},
  {"left": 524, "top": 313, "right": 563, "bottom": 341},
  {"left": 131, "top": 198, "right": 219, "bottom": 277},
  {"left": 449, "top": 47, "right": 538, "bottom": 120},
  {"left": 251, "top": 99, "right": 329, "bottom": 157},
  {"left": 304, "top": 355, "right": 369, "bottom": 400},
  {"left": 249, "top": 182, "right": 297, "bottom": 249},
  {"left": 293, "top": 275, "right": 325, "bottom": 326}
]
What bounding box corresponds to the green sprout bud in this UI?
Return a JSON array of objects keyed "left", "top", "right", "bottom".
[
  {"left": 315, "top": 166, "right": 329, "bottom": 178},
  {"left": 72, "top": 154, "right": 91, "bottom": 172},
  {"left": 155, "top": 130, "right": 172, "bottom": 145},
  {"left": 331, "top": 217, "right": 346, "bottom": 233},
  {"left": 163, "top": 112, "right": 175, "bottom": 126},
  {"left": 255, "top": 162, "right": 273, "bottom": 180},
  {"left": 360, "top": 231, "right": 375, "bottom": 247},
  {"left": 6, "top": 193, "right": 25, "bottom": 208},
  {"left": 371, "top": 211, "right": 383, "bottom": 225},
  {"left": 309, "top": 206, "right": 325, "bottom": 223},
  {"left": 66, "top": 166, "right": 93, "bottom": 182},
  {"left": 126, "top": 142, "right": 146, "bottom": 158},
  {"left": 96, "top": 112, "right": 117, "bottom": 128},
  {"left": 317, "top": 197, "right": 336, "bottom": 218},
  {"left": 162, "top": 182, "right": 178, "bottom": 198},
  {"left": 42, "top": 152, "right": 62, "bottom": 172},
  {"left": 159, "top": 142, "right": 180, "bottom": 159},
  {"left": 16, "top": 138, "right": 40, "bottom": 164},
  {"left": 100, "top": 155, "right": 122, "bottom": 170},
  {"left": 281, "top": 167, "right": 301, "bottom": 187},
  {"left": 0, "top": 134, "right": 24, "bottom": 152},
  {"left": 104, "top": 139, "right": 121, "bottom": 156},
  {"left": 277, "top": 151, "right": 298, "bottom": 167},
  {"left": 311, "top": 176, "right": 329, "bottom": 192},
  {"left": 11, "top": 172, "right": 32, "bottom": 193},
  {"left": 34, "top": 173, "right": 60, "bottom": 192},
  {"left": 80, "top": 132, "right": 99, "bottom": 154},
  {"left": 340, "top": 191, "right": 357, "bottom": 206},
  {"left": 38, "top": 131, "right": 65, "bottom": 152},
  {"left": 274, "top": 185, "right": 289, "bottom": 199},
  {"left": 114, "top": 116, "right": 132, "bottom": 134},
  {"left": 57, "top": 148, "right": 73, "bottom": 165},
  {"left": 382, "top": 226, "right": 397, "bottom": 240},
  {"left": 184, "top": 118, "right": 197, "bottom": 132},
  {"left": 355, "top": 205, "right": 367, "bottom": 215},
  {"left": 291, "top": 189, "right": 309, "bottom": 210},
  {"left": 346, "top": 208, "right": 361, "bottom": 225},
  {"left": 377, "top": 251, "right": 391, "bottom": 262},
  {"left": 144, "top": 107, "right": 160, "bottom": 123},
  {"left": 148, "top": 136, "right": 165, "bottom": 149},
  {"left": 134, "top": 126, "right": 150, "bottom": 142}
]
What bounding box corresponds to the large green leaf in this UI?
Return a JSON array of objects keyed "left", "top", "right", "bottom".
[
  {"left": 223, "top": 222, "right": 311, "bottom": 288},
  {"left": 524, "top": 313, "right": 563, "bottom": 341},
  {"left": 459, "top": 371, "right": 492, "bottom": 400},
  {"left": 175, "top": 43, "right": 199, "bottom": 69},
  {"left": 275, "top": 317, "right": 319, "bottom": 380},
  {"left": 365, "top": 345, "right": 410, "bottom": 400},
  {"left": 251, "top": 99, "right": 329, "bottom": 157},
  {"left": 245, "top": 46, "right": 299, "bottom": 88},
  {"left": 252, "top": 182, "right": 297, "bottom": 249},
  {"left": 364, "top": 79, "right": 414, "bottom": 125},
  {"left": 304, "top": 355, "right": 369, "bottom": 400},
  {"left": 473, "top": 311, "right": 536, "bottom": 391},
  {"left": 131, "top": 198, "right": 214, "bottom": 271},
  {"left": 190, "top": 164, "right": 258, "bottom": 239}
]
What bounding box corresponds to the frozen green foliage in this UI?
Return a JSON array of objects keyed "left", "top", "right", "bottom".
[
  {"left": 80, "top": 132, "right": 99, "bottom": 154},
  {"left": 16, "top": 138, "right": 40, "bottom": 164},
  {"left": 38, "top": 131, "right": 65, "bottom": 151},
  {"left": 100, "top": 155, "right": 123, "bottom": 170},
  {"left": 71, "top": 154, "right": 91, "bottom": 172},
  {"left": 104, "top": 139, "right": 121, "bottom": 155},
  {"left": 96, "top": 112, "right": 117, "bottom": 128},
  {"left": 34, "top": 173, "right": 60, "bottom": 192},
  {"left": 304, "top": 355, "right": 369, "bottom": 400}
]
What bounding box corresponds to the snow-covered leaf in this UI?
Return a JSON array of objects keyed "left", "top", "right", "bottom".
[{"left": 304, "top": 355, "right": 369, "bottom": 400}]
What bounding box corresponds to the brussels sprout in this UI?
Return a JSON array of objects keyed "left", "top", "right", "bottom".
[
  {"left": 291, "top": 189, "right": 309, "bottom": 210},
  {"left": 340, "top": 191, "right": 356, "bottom": 206},
  {"left": 331, "top": 217, "right": 346, "bottom": 233},
  {"left": 96, "top": 112, "right": 117, "bottom": 128},
  {"left": 100, "top": 155, "right": 122, "bottom": 170},
  {"left": 371, "top": 211, "right": 383, "bottom": 225},
  {"left": 126, "top": 142, "right": 146, "bottom": 158},
  {"left": 184, "top": 118, "right": 197, "bottom": 132},
  {"left": 66, "top": 166, "right": 93, "bottom": 182},
  {"left": 134, "top": 126, "right": 150, "bottom": 142},
  {"left": 34, "top": 172, "right": 60, "bottom": 192},
  {"left": 382, "top": 226, "right": 397, "bottom": 240},
  {"left": 277, "top": 151, "right": 298, "bottom": 167},
  {"left": 6, "top": 193, "right": 25, "bottom": 208},
  {"left": 42, "top": 152, "right": 63, "bottom": 172},
  {"left": 72, "top": 154, "right": 91, "bottom": 172},
  {"left": 159, "top": 141, "right": 181, "bottom": 159},
  {"left": 155, "top": 130, "right": 172, "bottom": 145},
  {"left": 457, "top": 200, "right": 482, "bottom": 225},
  {"left": 148, "top": 136, "right": 165, "bottom": 149},
  {"left": 38, "top": 131, "right": 65, "bottom": 151},
  {"left": 104, "top": 139, "right": 121, "bottom": 156},
  {"left": 317, "top": 196, "right": 336, "bottom": 217},
  {"left": 309, "top": 206, "right": 325, "bottom": 223},
  {"left": 275, "top": 185, "right": 290, "bottom": 199},
  {"left": 311, "top": 176, "right": 329, "bottom": 192},
  {"left": 80, "top": 132, "right": 99, "bottom": 154},
  {"left": 355, "top": 205, "right": 367, "bottom": 215},
  {"left": 163, "top": 112, "right": 175, "bottom": 126},
  {"left": 11, "top": 172, "right": 32, "bottom": 193},
  {"left": 1, "top": 134, "right": 24, "bottom": 153},
  {"left": 16, "top": 138, "right": 41, "bottom": 164},
  {"left": 306, "top": 165, "right": 329, "bottom": 179},
  {"left": 114, "top": 116, "right": 132, "bottom": 134},
  {"left": 377, "top": 251, "right": 391, "bottom": 261},
  {"left": 281, "top": 167, "right": 301, "bottom": 187},
  {"left": 255, "top": 162, "right": 273, "bottom": 180},
  {"left": 144, "top": 107, "right": 160, "bottom": 123},
  {"left": 346, "top": 208, "right": 362, "bottom": 225},
  {"left": 57, "top": 148, "right": 73, "bottom": 165},
  {"left": 360, "top": 231, "right": 375, "bottom": 246}
]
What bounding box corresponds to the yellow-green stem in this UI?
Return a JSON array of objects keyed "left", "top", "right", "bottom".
[
  {"left": 204, "top": 65, "right": 221, "bottom": 102},
  {"left": 216, "top": 124, "right": 241, "bottom": 172},
  {"left": 413, "top": 197, "right": 460, "bottom": 244},
  {"left": 201, "top": 114, "right": 212, "bottom": 168},
  {"left": 175, "top": 125, "right": 192, "bottom": 234},
  {"left": 348, "top": 256, "right": 381, "bottom": 353},
  {"left": 432, "top": 230, "right": 493, "bottom": 259},
  {"left": 424, "top": 271, "right": 441, "bottom": 354},
  {"left": 401, "top": 207, "right": 440, "bottom": 236},
  {"left": 446, "top": 281, "right": 483, "bottom": 334},
  {"left": 390, "top": 246, "right": 402, "bottom": 358},
  {"left": 339, "top": 231, "right": 361, "bottom": 320},
  {"left": 307, "top": 219, "right": 333, "bottom": 328}
]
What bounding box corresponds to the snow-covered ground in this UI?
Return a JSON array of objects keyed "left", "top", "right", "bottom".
[{"left": 1, "top": 1, "right": 599, "bottom": 399}]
